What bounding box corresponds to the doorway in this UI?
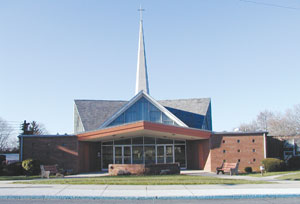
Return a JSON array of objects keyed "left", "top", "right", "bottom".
[
  {"left": 114, "top": 145, "right": 132, "bottom": 164},
  {"left": 156, "top": 145, "right": 174, "bottom": 164}
]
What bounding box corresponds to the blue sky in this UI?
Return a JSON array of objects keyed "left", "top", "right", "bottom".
[{"left": 1, "top": 0, "right": 300, "bottom": 136}]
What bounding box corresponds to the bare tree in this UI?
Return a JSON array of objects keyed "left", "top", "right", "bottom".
[
  {"left": 256, "top": 110, "right": 274, "bottom": 132},
  {"left": 238, "top": 121, "right": 258, "bottom": 132},
  {"left": 237, "top": 104, "right": 300, "bottom": 136},
  {"left": 0, "top": 117, "right": 13, "bottom": 152}
]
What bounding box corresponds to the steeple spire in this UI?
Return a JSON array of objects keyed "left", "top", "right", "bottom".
[{"left": 135, "top": 6, "right": 149, "bottom": 95}]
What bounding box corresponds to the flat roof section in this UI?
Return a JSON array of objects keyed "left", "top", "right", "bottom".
[{"left": 77, "top": 121, "right": 211, "bottom": 142}]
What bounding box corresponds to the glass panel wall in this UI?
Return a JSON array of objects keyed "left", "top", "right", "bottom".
[
  {"left": 107, "top": 97, "right": 179, "bottom": 127},
  {"left": 175, "top": 145, "right": 186, "bottom": 167},
  {"left": 132, "top": 146, "right": 143, "bottom": 164},
  {"left": 166, "top": 145, "right": 173, "bottom": 163},
  {"left": 114, "top": 146, "right": 122, "bottom": 164},
  {"left": 101, "top": 137, "right": 186, "bottom": 169},
  {"left": 157, "top": 146, "right": 164, "bottom": 163},
  {"left": 145, "top": 146, "right": 156, "bottom": 164},
  {"left": 123, "top": 146, "right": 131, "bottom": 164}
]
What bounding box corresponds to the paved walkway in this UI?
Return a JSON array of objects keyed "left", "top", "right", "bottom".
[
  {"left": 0, "top": 183, "right": 300, "bottom": 199},
  {"left": 0, "top": 171, "right": 299, "bottom": 200}
]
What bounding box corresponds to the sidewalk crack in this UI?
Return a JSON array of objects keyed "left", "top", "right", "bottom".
[
  {"left": 100, "top": 185, "right": 108, "bottom": 196},
  {"left": 184, "top": 185, "right": 194, "bottom": 196},
  {"left": 55, "top": 185, "right": 69, "bottom": 195}
]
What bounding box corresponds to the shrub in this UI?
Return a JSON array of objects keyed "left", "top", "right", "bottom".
[
  {"left": 3, "top": 162, "right": 23, "bottom": 176},
  {"left": 261, "top": 158, "right": 285, "bottom": 172},
  {"left": 22, "top": 159, "right": 41, "bottom": 175},
  {"left": 287, "top": 156, "right": 300, "bottom": 170},
  {"left": 244, "top": 166, "right": 252, "bottom": 173}
]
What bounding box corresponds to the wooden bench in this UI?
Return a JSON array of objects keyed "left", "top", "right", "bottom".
[
  {"left": 216, "top": 162, "right": 239, "bottom": 176},
  {"left": 40, "top": 165, "right": 63, "bottom": 179}
]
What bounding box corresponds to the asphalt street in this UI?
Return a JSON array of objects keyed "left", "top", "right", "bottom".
[{"left": 0, "top": 198, "right": 300, "bottom": 204}]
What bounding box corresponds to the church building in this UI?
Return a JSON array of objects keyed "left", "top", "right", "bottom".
[{"left": 19, "top": 15, "right": 268, "bottom": 174}]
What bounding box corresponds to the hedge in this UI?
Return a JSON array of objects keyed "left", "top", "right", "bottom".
[{"left": 261, "top": 158, "right": 285, "bottom": 172}]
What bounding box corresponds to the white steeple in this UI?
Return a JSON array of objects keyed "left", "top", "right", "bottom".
[{"left": 135, "top": 6, "right": 149, "bottom": 95}]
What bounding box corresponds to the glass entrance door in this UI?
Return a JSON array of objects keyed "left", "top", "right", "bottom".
[
  {"left": 157, "top": 146, "right": 164, "bottom": 163},
  {"left": 123, "top": 146, "right": 131, "bottom": 164},
  {"left": 156, "top": 145, "right": 174, "bottom": 164},
  {"left": 166, "top": 145, "right": 173, "bottom": 163},
  {"left": 114, "top": 146, "right": 132, "bottom": 164},
  {"left": 115, "top": 146, "right": 122, "bottom": 164}
]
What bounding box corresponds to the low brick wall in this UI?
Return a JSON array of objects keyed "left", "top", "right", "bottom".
[
  {"left": 109, "top": 164, "right": 145, "bottom": 175},
  {"left": 109, "top": 163, "right": 180, "bottom": 176}
]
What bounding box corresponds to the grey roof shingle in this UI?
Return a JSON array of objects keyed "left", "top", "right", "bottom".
[
  {"left": 158, "top": 98, "right": 210, "bottom": 116},
  {"left": 74, "top": 98, "right": 211, "bottom": 131},
  {"left": 74, "top": 100, "right": 127, "bottom": 131}
]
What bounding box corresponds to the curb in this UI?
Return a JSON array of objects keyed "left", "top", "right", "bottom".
[{"left": 0, "top": 194, "right": 300, "bottom": 200}]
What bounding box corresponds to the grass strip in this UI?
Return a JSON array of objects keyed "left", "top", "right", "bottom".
[
  {"left": 14, "top": 175, "right": 269, "bottom": 185},
  {"left": 240, "top": 170, "right": 300, "bottom": 177},
  {"left": 276, "top": 173, "right": 300, "bottom": 181}
]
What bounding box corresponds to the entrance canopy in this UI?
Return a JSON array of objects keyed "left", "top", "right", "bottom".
[{"left": 77, "top": 121, "right": 211, "bottom": 142}]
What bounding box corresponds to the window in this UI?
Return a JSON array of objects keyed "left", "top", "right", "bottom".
[
  {"left": 238, "top": 159, "right": 241, "bottom": 162},
  {"left": 108, "top": 97, "right": 177, "bottom": 127},
  {"left": 237, "top": 139, "right": 240, "bottom": 143},
  {"left": 253, "top": 158, "right": 256, "bottom": 162},
  {"left": 237, "top": 149, "right": 240, "bottom": 153},
  {"left": 175, "top": 145, "right": 186, "bottom": 168},
  {"left": 223, "top": 150, "right": 226, "bottom": 153},
  {"left": 222, "top": 140, "right": 225, "bottom": 144},
  {"left": 114, "top": 138, "right": 131, "bottom": 145},
  {"left": 132, "top": 137, "right": 143, "bottom": 145},
  {"left": 252, "top": 139, "right": 255, "bottom": 143},
  {"left": 102, "top": 141, "right": 113, "bottom": 145},
  {"left": 156, "top": 138, "right": 173, "bottom": 144},
  {"left": 253, "top": 149, "right": 256, "bottom": 152}
]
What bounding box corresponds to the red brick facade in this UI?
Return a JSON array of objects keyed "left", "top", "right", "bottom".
[
  {"left": 20, "top": 132, "right": 266, "bottom": 174},
  {"left": 21, "top": 136, "right": 80, "bottom": 173},
  {"left": 208, "top": 133, "right": 266, "bottom": 172}
]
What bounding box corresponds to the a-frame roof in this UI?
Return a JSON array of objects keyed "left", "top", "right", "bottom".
[
  {"left": 74, "top": 97, "right": 211, "bottom": 132},
  {"left": 99, "top": 91, "right": 188, "bottom": 128}
]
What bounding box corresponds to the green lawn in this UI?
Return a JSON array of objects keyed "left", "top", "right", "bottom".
[
  {"left": 15, "top": 175, "right": 269, "bottom": 185},
  {"left": 277, "top": 173, "right": 300, "bottom": 181},
  {"left": 241, "top": 170, "right": 300, "bottom": 177}
]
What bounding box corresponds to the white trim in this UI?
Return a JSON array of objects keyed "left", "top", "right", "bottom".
[
  {"left": 74, "top": 103, "right": 85, "bottom": 133},
  {"left": 263, "top": 133, "right": 267, "bottom": 158},
  {"left": 20, "top": 137, "right": 23, "bottom": 161},
  {"left": 99, "top": 91, "right": 188, "bottom": 128}
]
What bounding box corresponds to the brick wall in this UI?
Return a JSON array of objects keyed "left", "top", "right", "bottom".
[
  {"left": 21, "top": 136, "right": 80, "bottom": 173},
  {"left": 108, "top": 164, "right": 180, "bottom": 175},
  {"left": 186, "top": 139, "right": 210, "bottom": 170},
  {"left": 209, "top": 133, "right": 266, "bottom": 172}
]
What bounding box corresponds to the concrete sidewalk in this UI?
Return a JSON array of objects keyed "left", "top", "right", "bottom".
[{"left": 0, "top": 183, "right": 300, "bottom": 200}]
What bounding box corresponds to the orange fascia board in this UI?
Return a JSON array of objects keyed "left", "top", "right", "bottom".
[
  {"left": 77, "top": 121, "right": 211, "bottom": 141},
  {"left": 143, "top": 122, "right": 211, "bottom": 139}
]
